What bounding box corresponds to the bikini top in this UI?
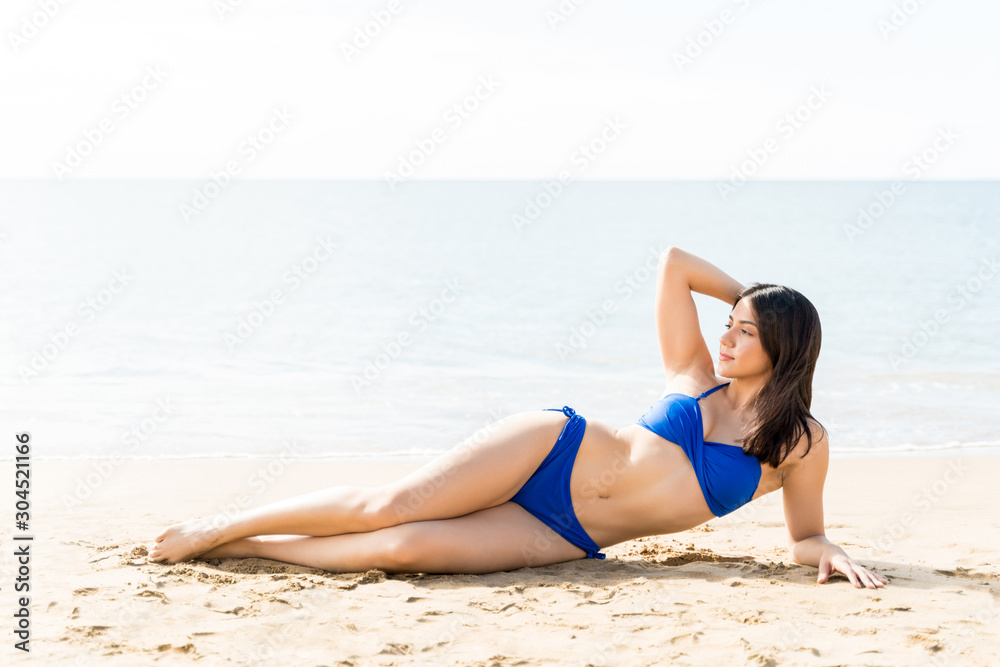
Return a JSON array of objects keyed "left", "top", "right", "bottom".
[{"left": 636, "top": 382, "right": 761, "bottom": 517}]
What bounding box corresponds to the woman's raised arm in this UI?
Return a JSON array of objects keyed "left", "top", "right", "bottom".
[{"left": 654, "top": 247, "right": 744, "bottom": 378}]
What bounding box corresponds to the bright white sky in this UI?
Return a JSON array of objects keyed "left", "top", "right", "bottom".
[{"left": 2, "top": 0, "right": 998, "bottom": 179}]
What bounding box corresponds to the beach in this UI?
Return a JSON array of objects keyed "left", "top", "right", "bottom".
[
  {"left": 4, "top": 183, "right": 997, "bottom": 666},
  {"left": 5, "top": 0, "right": 999, "bottom": 663},
  {"left": 11, "top": 454, "right": 998, "bottom": 666}
]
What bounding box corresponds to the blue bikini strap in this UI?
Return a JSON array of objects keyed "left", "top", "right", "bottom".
[{"left": 696, "top": 383, "right": 730, "bottom": 401}]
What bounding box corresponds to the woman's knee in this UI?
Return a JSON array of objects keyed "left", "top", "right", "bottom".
[
  {"left": 371, "top": 526, "right": 429, "bottom": 572},
  {"left": 367, "top": 481, "right": 454, "bottom": 526},
  {"left": 360, "top": 487, "right": 422, "bottom": 529}
]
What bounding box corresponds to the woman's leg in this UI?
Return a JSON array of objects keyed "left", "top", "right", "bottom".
[
  {"left": 197, "top": 502, "right": 588, "bottom": 574},
  {"left": 150, "top": 410, "right": 571, "bottom": 564}
]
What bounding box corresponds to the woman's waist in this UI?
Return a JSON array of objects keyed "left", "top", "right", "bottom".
[
  {"left": 570, "top": 421, "right": 713, "bottom": 531},
  {"left": 573, "top": 420, "right": 692, "bottom": 483}
]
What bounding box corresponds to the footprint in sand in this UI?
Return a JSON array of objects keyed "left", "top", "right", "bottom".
[
  {"left": 135, "top": 589, "right": 169, "bottom": 603},
  {"left": 156, "top": 643, "right": 196, "bottom": 654},
  {"left": 668, "top": 631, "right": 704, "bottom": 646},
  {"left": 654, "top": 550, "right": 756, "bottom": 567},
  {"left": 908, "top": 630, "right": 945, "bottom": 654},
  {"left": 468, "top": 600, "right": 520, "bottom": 614},
  {"left": 935, "top": 566, "right": 997, "bottom": 583},
  {"left": 378, "top": 642, "right": 412, "bottom": 655},
  {"left": 66, "top": 625, "right": 111, "bottom": 638}
]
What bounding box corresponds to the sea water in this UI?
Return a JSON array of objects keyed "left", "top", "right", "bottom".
[{"left": 1, "top": 180, "right": 997, "bottom": 460}]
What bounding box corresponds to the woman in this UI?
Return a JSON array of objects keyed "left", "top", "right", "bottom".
[{"left": 151, "top": 247, "right": 887, "bottom": 589}]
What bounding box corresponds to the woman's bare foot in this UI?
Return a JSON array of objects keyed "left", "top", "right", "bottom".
[{"left": 149, "top": 516, "right": 232, "bottom": 564}]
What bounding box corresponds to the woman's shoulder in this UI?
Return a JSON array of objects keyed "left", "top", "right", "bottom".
[
  {"left": 778, "top": 419, "right": 829, "bottom": 475},
  {"left": 659, "top": 371, "right": 727, "bottom": 398}
]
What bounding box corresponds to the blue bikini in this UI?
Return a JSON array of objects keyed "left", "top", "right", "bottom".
[
  {"left": 637, "top": 383, "right": 762, "bottom": 517},
  {"left": 509, "top": 406, "right": 606, "bottom": 559},
  {"left": 508, "top": 384, "right": 762, "bottom": 561}
]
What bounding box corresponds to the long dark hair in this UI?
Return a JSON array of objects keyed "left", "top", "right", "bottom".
[{"left": 734, "top": 283, "right": 824, "bottom": 468}]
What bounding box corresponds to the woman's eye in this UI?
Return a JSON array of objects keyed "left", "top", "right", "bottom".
[
  {"left": 723, "top": 323, "right": 731, "bottom": 329},
  {"left": 741, "top": 329, "right": 751, "bottom": 336}
]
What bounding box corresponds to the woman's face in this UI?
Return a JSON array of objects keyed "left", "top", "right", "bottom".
[{"left": 718, "top": 298, "right": 772, "bottom": 379}]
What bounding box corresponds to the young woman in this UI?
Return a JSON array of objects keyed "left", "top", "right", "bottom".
[{"left": 151, "top": 247, "right": 887, "bottom": 589}]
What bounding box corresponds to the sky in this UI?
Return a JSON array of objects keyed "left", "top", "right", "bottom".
[{"left": 2, "top": 0, "right": 998, "bottom": 180}]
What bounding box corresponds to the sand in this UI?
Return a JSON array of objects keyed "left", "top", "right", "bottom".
[{"left": 5, "top": 454, "right": 998, "bottom": 666}]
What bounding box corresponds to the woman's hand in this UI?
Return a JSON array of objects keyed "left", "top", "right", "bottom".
[{"left": 817, "top": 546, "right": 888, "bottom": 589}]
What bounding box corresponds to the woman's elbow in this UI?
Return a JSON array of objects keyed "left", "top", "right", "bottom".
[
  {"left": 659, "top": 247, "right": 692, "bottom": 279},
  {"left": 659, "top": 246, "right": 684, "bottom": 265}
]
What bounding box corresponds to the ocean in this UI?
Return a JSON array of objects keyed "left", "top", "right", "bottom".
[{"left": 2, "top": 180, "right": 998, "bottom": 461}]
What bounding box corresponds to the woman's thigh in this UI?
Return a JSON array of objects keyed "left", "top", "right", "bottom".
[
  {"left": 377, "top": 502, "right": 589, "bottom": 573},
  {"left": 376, "top": 410, "right": 572, "bottom": 524}
]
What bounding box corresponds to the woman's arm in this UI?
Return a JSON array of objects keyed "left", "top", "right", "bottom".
[
  {"left": 654, "top": 247, "right": 744, "bottom": 378},
  {"left": 782, "top": 427, "right": 888, "bottom": 589}
]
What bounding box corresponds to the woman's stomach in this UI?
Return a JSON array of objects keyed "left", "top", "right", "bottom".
[{"left": 568, "top": 420, "right": 717, "bottom": 546}]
